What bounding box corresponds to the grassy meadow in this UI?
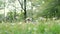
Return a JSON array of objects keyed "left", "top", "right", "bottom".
[{"left": 0, "top": 20, "right": 60, "bottom": 34}]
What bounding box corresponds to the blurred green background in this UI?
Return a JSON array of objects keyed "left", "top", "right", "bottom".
[{"left": 0, "top": 0, "right": 60, "bottom": 34}]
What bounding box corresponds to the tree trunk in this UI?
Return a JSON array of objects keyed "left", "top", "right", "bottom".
[{"left": 24, "top": 0, "right": 27, "bottom": 22}]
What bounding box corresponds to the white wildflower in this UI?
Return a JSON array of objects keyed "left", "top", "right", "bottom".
[
  {"left": 11, "top": 23, "right": 15, "bottom": 25},
  {"left": 19, "top": 22, "right": 22, "bottom": 24},
  {"left": 33, "top": 27, "right": 37, "bottom": 31},
  {"left": 28, "top": 27, "right": 31, "bottom": 30},
  {"left": 56, "top": 20, "right": 60, "bottom": 23},
  {"left": 52, "top": 17, "right": 57, "bottom": 20},
  {"left": 36, "top": 20, "right": 39, "bottom": 23},
  {"left": 42, "top": 1, "right": 45, "bottom": 4},
  {"left": 39, "top": 17, "right": 46, "bottom": 21},
  {"left": 44, "top": 28, "right": 48, "bottom": 32}
]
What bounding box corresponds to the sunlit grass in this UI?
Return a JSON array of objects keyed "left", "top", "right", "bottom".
[{"left": 0, "top": 20, "right": 60, "bottom": 34}]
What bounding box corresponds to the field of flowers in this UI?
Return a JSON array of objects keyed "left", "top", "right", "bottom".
[{"left": 0, "top": 20, "right": 60, "bottom": 34}]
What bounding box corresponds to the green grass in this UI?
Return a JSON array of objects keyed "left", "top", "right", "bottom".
[{"left": 0, "top": 20, "right": 60, "bottom": 34}]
